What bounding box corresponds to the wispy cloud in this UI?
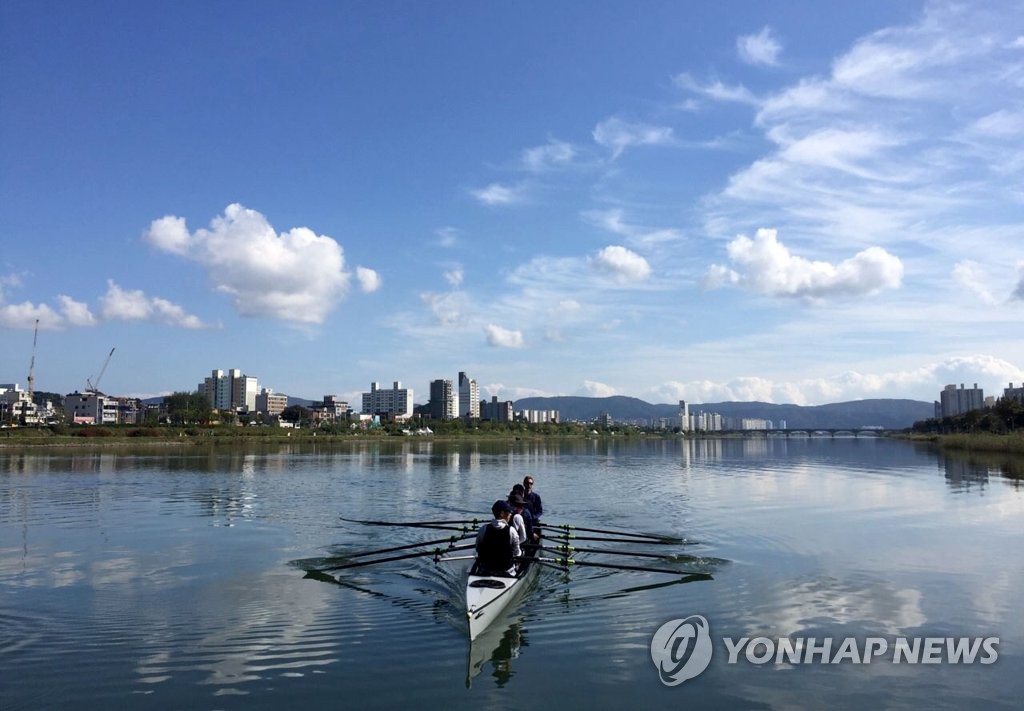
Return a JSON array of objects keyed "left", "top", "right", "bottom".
[
  {"left": 435, "top": 226, "right": 459, "bottom": 247},
  {"left": 584, "top": 209, "right": 683, "bottom": 247},
  {"left": 737, "top": 26, "right": 782, "bottom": 67},
  {"left": 673, "top": 73, "right": 758, "bottom": 104},
  {"left": 144, "top": 204, "right": 352, "bottom": 325},
  {"left": 592, "top": 117, "right": 674, "bottom": 158},
  {"left": 469, "top": 182, "right": 525, "bottom": 205},
  {"left": 704, "top": 228, "right": 903, "bottom": 299},
  {"left": 953, "top": 260, "right": 999, "bottom": 305},
  {"left": 444, "top": 266, "right": 464, "bottom": 287},
  {"left": 522, "top": 139, "right": 575, "bottom": 171}
]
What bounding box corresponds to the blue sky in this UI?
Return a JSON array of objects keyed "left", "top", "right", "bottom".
[{"left": 2, "top": 1, "right": 1023, "bottom": 406}]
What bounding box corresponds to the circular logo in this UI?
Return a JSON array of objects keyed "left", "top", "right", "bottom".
[{"left": 650, "top": 615, "right": 713, "bottom": 686}]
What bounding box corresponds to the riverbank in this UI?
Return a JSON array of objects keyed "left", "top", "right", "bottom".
[{"left": 901, "top": 431, "right": 1024, "bottom": 455}]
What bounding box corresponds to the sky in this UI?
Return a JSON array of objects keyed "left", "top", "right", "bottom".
[{"left": 2, "top": 0, "right": 1023, "bottom": 407}]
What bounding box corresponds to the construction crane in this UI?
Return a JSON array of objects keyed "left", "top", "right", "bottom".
[
  {"left": 26, "top": 319, "right": 38, "bottom": 402},
  {"left": 87, "top": 347, "right": 116, "bottom": 393},
  {"left": 20, "top": 319, "right": 39, "bottom": 425}
]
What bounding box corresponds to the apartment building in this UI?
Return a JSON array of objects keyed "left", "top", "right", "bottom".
[{"left": 361, "top": 381, "right": 413, "bottom": 419}]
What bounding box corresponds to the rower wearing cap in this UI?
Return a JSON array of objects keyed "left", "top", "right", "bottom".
[{"left": 474, "top": 499, "right": 522, "bottom": 576}]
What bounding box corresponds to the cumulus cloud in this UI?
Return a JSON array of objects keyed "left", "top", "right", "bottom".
[
  {"left": 356, "top": 266, "right": 381, "bottom": 293},
  {"left": 56, "top": 295, "right": 97, "bottom": 327},
  {"left": 590, "top": 245, "right": 652, "bottom": 283},
  {"left": 738, "top": 27, "right": 782, "bottom": 66},
  {"left": 578, "top": 380, "right": 619, "bottom": 398},
  {"left": 705, "top": 228, "right": 902, "bottom": 299},
  {"left": 648, "top": 355, "right": 1024, "bottom": 406},
  {"left": 522, "top": 139, "right": 575, "bottom": 171},
  {"left": 592, "top": 117, "right": 674, "bottom": 158},
  {"left": 485, "top": 323, "right": 524, "bottom": 348},
  {"left": 100, "top": 281, "right": 207, "bottom": 329},
  {"left": 143, "top": 204, "right": 351, "bottom": 325},
  {"left": 470, "top": 182, "right": 524, "bottom": 205}
]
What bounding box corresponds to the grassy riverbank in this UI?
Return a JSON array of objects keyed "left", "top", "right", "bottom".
[{"left": 901, "top": 431, "right": 1024, "bottom": 455}]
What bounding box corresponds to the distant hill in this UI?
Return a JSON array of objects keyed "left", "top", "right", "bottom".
[{"left": 512, "top": 396, "right": 932, "bottom": 429}]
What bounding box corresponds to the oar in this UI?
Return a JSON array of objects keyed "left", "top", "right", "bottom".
[
  {"left": 549, "top": 523, "right": 685, "bottom": 543},
  {"left": 530, "top": 556, "right": 711, "bottom": 578},
  {"left": 316, "top": 543, "right": 475, "bottom": 572},
  {"left": 544, "top": 532, "right": 683, "bottom": 545},
  {"left": 341, "top": 516, "right": 483, "bottom": 529},
  {"left": 552, "top": 544, "right": 686, "bottom": 560},
  {"left": 343, "top": 533, "right": 474, "bottom": 559}
]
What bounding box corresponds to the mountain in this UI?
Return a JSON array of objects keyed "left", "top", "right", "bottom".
[{"left": 512, "top": 396, "right": 932, "bottom": 429}]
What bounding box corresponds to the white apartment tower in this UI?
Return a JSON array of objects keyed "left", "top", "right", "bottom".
[
  {"left": 458, "top": 371, "right": 480, "bottom": 419},
  {"left": 201, "top": 368, "right": 259, "bottom": 412},
  {"left": 361, "top": 381, "right": 414, "bottom": 419}
]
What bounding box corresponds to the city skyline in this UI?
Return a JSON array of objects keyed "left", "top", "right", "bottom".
[{"left": 2, "top": 1, "right": 1023, "bottom": 406}]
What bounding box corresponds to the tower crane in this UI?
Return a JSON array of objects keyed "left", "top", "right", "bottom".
[{"left": 87, "top": 347, "right": 116, "bottom": 394}]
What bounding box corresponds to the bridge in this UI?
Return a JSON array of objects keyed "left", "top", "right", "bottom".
[{"left": 703, "top": 428, "right": 901, "bottom": 438}]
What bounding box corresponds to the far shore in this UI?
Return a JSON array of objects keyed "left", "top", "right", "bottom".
[{"left": 1, "top": 426, "right": 1022, "bottom": 455}]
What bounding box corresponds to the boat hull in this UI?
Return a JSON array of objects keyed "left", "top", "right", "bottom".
[{"left": 466, "top": 555, "right": 540, "bottom": 640}]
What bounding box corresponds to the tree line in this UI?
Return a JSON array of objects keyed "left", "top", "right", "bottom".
[{"left": 911, "top": 397, "right": 1024, "bottom": 435}]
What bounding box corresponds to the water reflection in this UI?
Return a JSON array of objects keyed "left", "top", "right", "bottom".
[
  {"left": 938, "top": 448, "right": 1024, "bottom": 491},
  {"left": 466, "top": 621, "right": 526, "bottom": 688}
]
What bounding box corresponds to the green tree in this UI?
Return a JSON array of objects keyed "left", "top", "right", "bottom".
[{"left": 165, "top": 391, "right": 211, "bottom": 425}]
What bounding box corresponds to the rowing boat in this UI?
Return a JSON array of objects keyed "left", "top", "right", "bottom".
[{"left": 465, "top": 547, "right": 541, "bottom": 640}]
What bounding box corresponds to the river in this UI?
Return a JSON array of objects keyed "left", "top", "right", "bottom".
[{"left": 1, "top": 437, "right": 1022, "bottom": 709}]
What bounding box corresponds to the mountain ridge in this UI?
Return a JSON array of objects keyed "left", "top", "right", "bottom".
[{"left": 511, "top": 395, "right": 931, "bottom": 429}]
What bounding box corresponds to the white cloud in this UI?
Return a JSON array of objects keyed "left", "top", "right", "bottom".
[
  {"left": 0, "top": 301, "right": 62, "bottom": 330},
  {"left": 590, "top": 245, "right": 652, "bottom": 283},
  {"left": 706, "top": 228, "right": 903, "bottom": 299},
  {"left": 522, "top": 139, "right": 575, "bottom": 171},
  {"left": 592, "top": 117, "right": 674, "bottom": 158},
  {"left": 435, "top": 226, "right": 459, "bottom": 247},
  {"left": 356, "top": 266, "right": 381, "bottom": 293},
  {"left": 584, "top": 209, "right": 683, "bottom": 246},
  {"left": 738, "top": 27, "right": 782, "bottom": 66},
  {"left": 673, "top": 73, "right": 758, "bottom": 104},
  {"left": 484, "top": 323, "right": 524, "bottom": 348},
  {"left": 578, "top": 380, "right": 619, "bottom": 398},
  {"left": 648, "top": 355, "right": 1024, "bottom": 406},
  {"left": 443, "top": 266, "right": 464, "bottom": 287},
  {"left": 144, "top": 204, "right": 349, "bottom": 325},
  {"left": 953, "top": 260, "right": 999, "bottom": 305},
  {"left": 470, "top": 182, "right": 524, "bottom": 205},
  {"left": 56, "top": 295, "right": 97, "bottom": 327},
  {"left": 420, "top": 291, "right": 469, "bottom": 326},
  {"left": 100, "top": 281, "right": 208, "bottom": 329},
  {"left": 1014, "top": 261, "right": 1024, "bottom": 301},
  {"left": 969, "top": 109, "right": 1024, "bottom": 137}
]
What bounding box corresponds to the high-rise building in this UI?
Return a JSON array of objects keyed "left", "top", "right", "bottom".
[
  {"left": 937, "top": 383, "right": 984, "bottom": 418},
  {"left": 429, "top": 379, "right": 457, "bottom": 420},
  {"left": 1004, "top": 383, "right": 1024, "bottom": 405},
  {"left": 200, "top": 368, "right": 259, "bottom": 412},
  {"left": 481, "top": 396, "right": 513, "bottom": 422},
  {"left": 458, "top": 371, "right": 479, "bottom": 419},
  {"left": 678, "top": 400, "right": 690, "bottom": 432},
  {"left": 361, "top": 381, "right": 414, "bottom": 419},
  {"left": 255, "top": 388, "right": 288, "bottom": 417}
]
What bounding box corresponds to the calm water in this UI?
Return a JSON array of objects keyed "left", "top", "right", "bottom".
[{"left": 1, "top": 437, "right": 1022, "bottom": 710}]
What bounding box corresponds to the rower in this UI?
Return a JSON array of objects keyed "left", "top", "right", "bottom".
[
  {"left": 523, "top": 475, "right": 543, "bottom": 520},
  {"left": 474, "top": 500, "right": 521, "bottom": 576},
  {"left": 508, "top": 493, "right": 539, "bottom": 556}
]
